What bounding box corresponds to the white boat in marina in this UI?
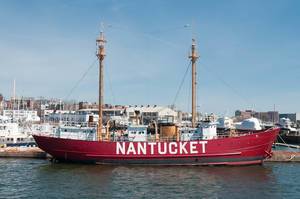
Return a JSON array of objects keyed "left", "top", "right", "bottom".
[
  {"left": 217, "top": 117, "right": 235, "bottom": 130},
  {"left": 0, "top": 116, "right": 35, "bottom": 147},
  {"left": 278, "top": 118, "right": 297, "bottom": 133},
  {"left": 235, "top": 117, "right": 263, "bottom": 131},
  {"left": 0, "top": 115, "right": 57, "bottom": 147}
]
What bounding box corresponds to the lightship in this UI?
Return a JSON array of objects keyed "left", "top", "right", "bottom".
[{"left": 33, "top": 31, "right": 279, "bottom": 165}]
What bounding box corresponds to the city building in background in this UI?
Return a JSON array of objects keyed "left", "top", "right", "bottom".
[
  {"left": 2, "top": 110, "right": 40, "bottom": 122},
  {"left": 0, "top": 93, "right": 298, "bottom": 127},
  {"left": 235, "top": 109, "right": 279, "bottom": 123}
]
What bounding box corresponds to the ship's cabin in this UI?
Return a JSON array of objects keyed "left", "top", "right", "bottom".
[
  {"left": 180, "top": 127, "right": 199, "bottom": 141},
  {"left": 56, "top": 126, "right": 96, "bottom": 141},
  {"left": 198, "top": 121, "right": 217, "bottom": 140},
  {"left": 127, "top": 125, "right": 148, "bottom": 142},
  {"left": 179, "top": 121, "right": 217, "bottom": 141}
]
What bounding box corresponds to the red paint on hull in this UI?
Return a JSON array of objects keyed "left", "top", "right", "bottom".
[{"left": 33, "top": 128, "right": 279, "bottom": 166}]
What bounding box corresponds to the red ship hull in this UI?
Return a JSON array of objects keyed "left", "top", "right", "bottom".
[{"left": 33, "top": 128, "right": 279, "bottom": 166}]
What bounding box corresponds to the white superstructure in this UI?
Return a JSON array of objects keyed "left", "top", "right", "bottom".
[
  {"left": 127, "top": 125, "right": 148, "bottom": 142},
  {"left": 55, "top": 125, "right": 96, "bottom": 141},
  {"left": 198, "top": 121, "right": 217, "bottom": 140}
]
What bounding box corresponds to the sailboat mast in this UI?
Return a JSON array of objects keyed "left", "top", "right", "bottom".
[
  {"left": 13, "top": 79, "right": 16, "bottom": 110},
  {"left": 189, "top": 39, "right": 199, "bottom": 128},
  {"left": 96, "top": 31, "right": 106, "bottom": 141}
]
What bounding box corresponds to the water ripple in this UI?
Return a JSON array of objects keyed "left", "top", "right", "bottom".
[{"left": 0, "top": 159, "right": 299, "bottom": 199}]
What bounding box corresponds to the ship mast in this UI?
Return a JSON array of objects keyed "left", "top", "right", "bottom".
[
  {"left": 189, "top": 39, "right": 199, "bottom": 128},
  {"left": 96, "top": 31, "right": 106, "bottom": 141}
]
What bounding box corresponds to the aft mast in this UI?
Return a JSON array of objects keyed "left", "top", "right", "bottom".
[
  {"left": 189, "top": 39, "right": 199, "bottom": 128},
  {"left": 96, "top": 31, "right": 106, "bottom": 141}
]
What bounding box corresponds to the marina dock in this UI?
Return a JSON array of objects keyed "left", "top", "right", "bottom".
[
  {"left": 274, "top": 142, "right": 300, "bottom": 149},
  {"left": 0, "top": 147, "right": 47, "bottom": 158},
  {"left": 265, "top": 150, "right": 300, "bottom": 162}
]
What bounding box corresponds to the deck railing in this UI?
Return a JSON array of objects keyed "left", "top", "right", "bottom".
[
  {"left": 37, "top": 128, "right": 275, "bottom": 142},
  {"left": 99, "top": 130, "right": 262, "bottom": 142}
]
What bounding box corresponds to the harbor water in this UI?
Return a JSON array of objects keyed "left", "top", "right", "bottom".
[{"left": 0, "top": 159, "right": 300, "bottom": 199}]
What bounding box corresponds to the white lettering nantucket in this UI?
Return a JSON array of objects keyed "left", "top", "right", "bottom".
[
  {"left": 169, "top": 142, "right": 178, "bottom": 154},
  {"left": 126, "top": 142, "right": 136, "bottom": 155},
  {"left": 179, "top": 142, "right": 188, "bottom": 154},
  {"left": 148, "top": 142, "right": 157, "bottom": 154},
  {"left": 116, "top": 141, "right": 207, "bottom": 155},
  {"left": 189, "top": 141, "right": 198, "bottom": 154},
  {"left": 158, "top": 142, "right": 167, "bottom": 154},
  {"left": 137, "top": 142, "right": 147, "bottom": 155},
  {"left": 116, "top": 142, "right": 125, "bottom": 155},
  {"left": 199, "top": 141, "right": 208, "bottom": 153}
]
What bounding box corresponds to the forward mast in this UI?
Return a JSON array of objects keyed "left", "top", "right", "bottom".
[
  {"left": 189, "top": 39, "right": 199, "bottom": 128},
  {"left": 96, "top": 32, "right": 106, "bottom": 141}
]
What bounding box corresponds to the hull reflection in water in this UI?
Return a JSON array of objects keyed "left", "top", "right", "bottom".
[{"left": 1, "top": 158, "right": 297, "bottom": 198}]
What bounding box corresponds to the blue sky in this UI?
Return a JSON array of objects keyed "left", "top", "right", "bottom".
[{"left": 0, "top": 0, "right": 299, "bottom": 115}]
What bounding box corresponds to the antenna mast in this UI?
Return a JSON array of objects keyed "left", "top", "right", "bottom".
[
  {"left": 189, "top": 39, "right": 199, "bottom": 128},
  {"left": 96, "top": 31, "right": 106, "bottom": 141}
]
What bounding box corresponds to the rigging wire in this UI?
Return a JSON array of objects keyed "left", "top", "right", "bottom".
[
  {"left": 148, "top": 24, "right": 191, "bottom": 34},
  {"left": 171, "top": 61, "right": 192, "bottom": 107},
  {"left": 63, "top": 59, "right": 98, "bottom": 101},
  {"left": 187, "top": 70, "right": 192, "bottom": 114},
  {"left": 107, "top": 23, "right": 194, "bottom": 109},
  {"left": 105, "top": 67, "right": 118, "bottom": 117},
  {"left": 200, "top": 63, "right": 255, "bottom": 110},
  {"left": 107, "top": 24, "right": 190, "bottom": 49},
  {"left": 62, "top": 23, "right": 191, "bottom": 106},
  {"left": 106, "top": 65, "right": 116, "bottom": 105}
]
